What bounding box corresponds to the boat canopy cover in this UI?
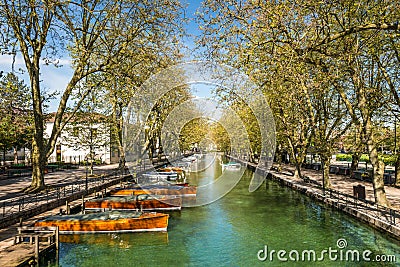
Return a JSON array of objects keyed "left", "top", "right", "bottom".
[{"left": 38, "top": 211, "right": 144, "bottom": 222}]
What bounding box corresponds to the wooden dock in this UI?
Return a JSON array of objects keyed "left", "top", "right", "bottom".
[{"left": 0, "top": 226, "right": 58, "bottom": 266}]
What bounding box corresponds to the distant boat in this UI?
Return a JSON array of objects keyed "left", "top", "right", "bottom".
[
  {"left": 34, "top": 211, "right": 169, "bottom": 234},
  {"left": 157, "top": 167, "right": 187, "bottom": 182},
  {"left": 142, "top": 171, "right": 178, "bottom": 181},
  {"left": 109, "top": 185, "right": 197, "bottom": 197},
  {"left": 181, "top": 156, "right": 197, "bottom": 162},
  {"left": 84, "top": 195, "right": 182, "bottom": 211},
  {"left": 158, "top": 166, "right": 185, "bottom": 173},
  {"left": 174, "top": 162, "right": 192, "bottom": 173},
  {"left": 221, "top": 162, "right": 241, "bottom": 171}
]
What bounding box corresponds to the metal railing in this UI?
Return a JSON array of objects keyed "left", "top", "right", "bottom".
[
  {"left": 0, "top": 170, "right": 128, "bottom": 222},
  {"left": 0, "top": 157, "right": 173, "bottom": 227},
  {"left": 325, "top": 187, "right": 398, "bottom": 226}
]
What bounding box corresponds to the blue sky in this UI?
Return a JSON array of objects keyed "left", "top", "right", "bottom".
[{"left": 0, "top": 1, "right": 208, "bottom": 112}]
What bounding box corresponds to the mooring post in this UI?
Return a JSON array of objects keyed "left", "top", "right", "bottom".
[
  {"left": 56, "top": 227, "right": 59, "bottom": 266},
  {"left": 81, "top": 195, "right": 85, "bottom": 214},
  {"left": 66, "top": 200, "right": 70, "bottom": 215},
  {"left": 55, "top": 226, "right": 59, "bottom": 250},
  {"left": 34, "top": 235, "right": 39, "bottom": 266}
]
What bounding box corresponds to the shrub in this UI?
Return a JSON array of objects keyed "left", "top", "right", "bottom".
[
  {"left": 336, "top": 154, "right": 352, "bottom": 161},
  {"left": 359, "top": 154, "right": 369, "bottom": 163},
  {"left": 379, "top": 155, "right": 397, "bottom": 166}
]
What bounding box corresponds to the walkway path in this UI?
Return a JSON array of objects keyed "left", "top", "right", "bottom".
[
  {"left": 0, "top": 164, "right": 119, "bottom": 201},
  {"left": 271, "top": 162, "right": 400, "bottom": 211}
]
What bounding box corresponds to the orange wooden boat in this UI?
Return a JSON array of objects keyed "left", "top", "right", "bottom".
[
  {"left": 109, "top": 185, "right": 197, "bottom": 197},
  {"left": 35, "top": 211, "right": 169, "bottom": 234},
  {"left": 84, "top": 195, "right": 182, "bottom": 211},
  {"left": 158, "top": 166, "right": 185, "bottom": 174}
]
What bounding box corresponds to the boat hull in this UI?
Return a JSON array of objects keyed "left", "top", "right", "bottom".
[
  {"left": 35, "top": 211, "right": 169, "bottom": 234},
  {"left": 85, "top": 196, "right": 182, "bottom": 211},
  {"left": 109, "top": 186, "right": 197, "bottom": 197}
]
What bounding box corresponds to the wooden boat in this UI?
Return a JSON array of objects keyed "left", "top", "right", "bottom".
[
  {"left": 157, "top": 167, "right": 187, "bottom": 183},
  {"left": 221, "top": 162, "right": 241, "bottom": 171},
  {"left": 109, "top": 185, "right": 197, "bottom": 197},
  {"left": 158, "top": 166, "right": 184, "bottom": 173},
  {"left": 34, "top": 211, "right": 169, "bottom": 234},
  {"left": 175, "top": 162, "right": 192, "bottom": 173},
  {"left": 142, "top": 171, "right": 178, "bottom": 181},
  {"left": 84, "top": 194, "right": 182, "bottom": 211}
]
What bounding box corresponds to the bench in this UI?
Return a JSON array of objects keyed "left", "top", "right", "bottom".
[{"left": 302, "top": 175, "right": 311, "bottom": 183}]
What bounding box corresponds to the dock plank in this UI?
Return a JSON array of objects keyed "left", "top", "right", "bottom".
[{"left": 0, "top": 242, "right": 54, "bottom": 266}]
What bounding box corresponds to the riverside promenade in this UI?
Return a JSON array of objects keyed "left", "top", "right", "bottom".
[
  {"left": 229, "top": 156, "right": 400, "bottom": 240},
  {"left": 1, "top": 157, "right": 399, "bottom": 261}
]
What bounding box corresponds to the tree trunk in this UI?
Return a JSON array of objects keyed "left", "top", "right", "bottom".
[
  {"left": 367, "top": 139, "right": 389, "bottom": 206},
  {"left": 28, "top": 61, "right": 47, "bottom": 192},
  {"left": 13, "top": 147, "right": 18, "bottom": 164},
  {"left": 112, "top": 98, "right": 126, "bottom": 172},
  {"left": 2, "top": 148, "right": 5, "bottom": 166},
  {"left": 28, "top": 138, "right": 45, "bottom": 192},
  {"left": 288, "top": 141, "right": 303, "bottom": 179},
  {"left": 321, "top": 155, "right": 332, "bottom": 189},
  {"left": 292, "top": 149, "right": 304, "bottom": 179},
  {"left": 350, "top": 152, "right": 360, "bottom": 178},
  {"left": 395, "top": 154, "right": 400, "bottom": 187},
  {"left": 293, "top": 163, "right": 301, "bottom": 178},
  {"left": 90, "top": 160, "right": 94, "bottom": 176}
]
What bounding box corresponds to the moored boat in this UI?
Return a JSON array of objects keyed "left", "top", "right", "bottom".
[
  {"left": 84, "top": 194, "right": 182, "bottom": 211},
  {"left": 109, "top": 185, "right": 197, "bottom": 197},
  {"left": 158, "top": 166, "right": 184, "bottom": 173},
  {"left": 34, "top": 211, "right": 169, "bottom": 234},
  {"left": 142, "top": 171, "right": 178, "bottom": 181},
  {"left": 221, "top": 162, "right": 241, "bottom": 171}
]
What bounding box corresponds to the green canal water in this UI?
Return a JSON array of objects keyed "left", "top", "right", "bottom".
[{"left": 55, "top": 155, "right": 400, "bottom": 266}]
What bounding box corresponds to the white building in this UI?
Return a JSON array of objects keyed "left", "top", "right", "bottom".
[{"left": 45, "top": 113, "right": 119, "bottom": 164}]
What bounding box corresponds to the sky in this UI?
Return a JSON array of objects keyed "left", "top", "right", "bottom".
[{"left": 0, "top": 1, "right": 210, "bottom": 112}]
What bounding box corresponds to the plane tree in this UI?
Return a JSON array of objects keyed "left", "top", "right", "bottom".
[
  {"left": 0, "top": 72, "right": 33, "bottom": 165},
  {"left": 197, "top": 0, "right": 399, "bottom": 205},
  {"left": 0, "top": 0, "right": 185, "bottom": 192}
]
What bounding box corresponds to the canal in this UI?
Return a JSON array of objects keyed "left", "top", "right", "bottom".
[{"left": 55, "top": 154, "right": 399, "bottom": 266}]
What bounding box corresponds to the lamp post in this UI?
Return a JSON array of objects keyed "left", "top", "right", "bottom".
[
  {"left": 322, "top": 159, "right": 325, "bottom": 196},
  {"left": 143, "top": 125, "right": 150, "bottom": 169},
  {"left": 85, "top": 157, "right": 88, "bottom": 194},
  {"left": 395, "top": 114, "right": 398, "bottom": 185}
]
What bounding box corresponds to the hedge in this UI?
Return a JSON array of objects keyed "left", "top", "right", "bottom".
[{"left": 335, "top": 154, "right": 398, "bottom": 166}]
